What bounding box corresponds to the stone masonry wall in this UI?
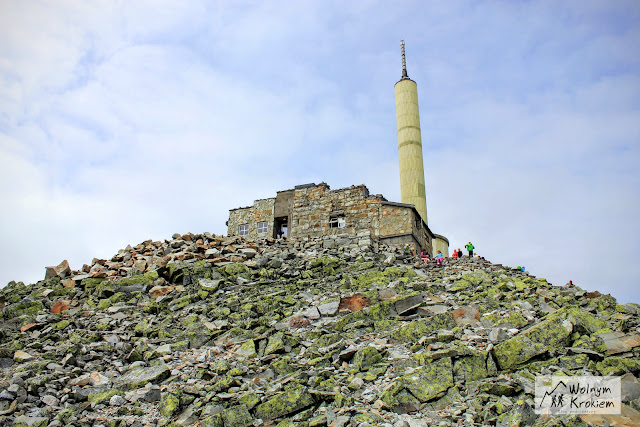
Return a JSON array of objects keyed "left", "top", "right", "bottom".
[
  {"left": 289, "top": 184, "right": 382, "bottom": 240},
  {"left": 228, "top": 183, "right": 434, "bottom": 254},
  {"left": 228, "top": 198, "right": 275, "bottom": 238},
  {"left": 379, "top": 203, "right": 431, "bottom": 253},
  {"left": 379, "top": 205, "right": 413, "bottom": 236}
]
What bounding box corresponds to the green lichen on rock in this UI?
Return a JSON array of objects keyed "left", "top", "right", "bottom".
[
  {"left": 263, "top": 332, "right": 285, "bottom": 356},
  {"left": 11, "top": 415, "right": 50, "bottom": 427},
  {"left": 220, "top": 262, "right": 249, "bottom": 277},
  {"left": 454, "top": 355, "right": 488, "bottom": 382},
  {"left": 236, "top": 339, "right": 258, "bottom": 358},
  {"left": 449, "top": 279, "right": 471, "bottom": 292},
  {"left": 596, "top": 356, "right": 640, "bottom": 376},
  {"left": 352, "top": 346, "right": 384, "bottom": 371},
  {"left": 116, "top": 270, "right": 159, "bottom": 286},
  {"left": 382, "top": 357, "right": 453, "bottom": 406},
  {"left": 88, "top": 389, "right": 120, "bottom": 405},
  {"left": 221, "top": 404, "right": 253, "bottom": 427},
  {"left": 254, "top": 385, "right": 315, "bottom": 421},
  {"left": 482, "top": 311, "right": 529, "bottom": 328},
  {"left": 566, "top": 307, "right": 609, "bottom": 334},
  {"left": 2, "top": 300, "right": 44, "bottom": 319},
  {"left": 52, "top": 319, "right": 71, "bottom": 330},
  {"left": 492, "top": 316, "right": 573, "bottom": 370},
  {"left": 97, "top": 298, "right": 112, "bottom": 310},
  {"left": 112, "top": 364, "right": 171, "bottom": 390},
  {"left": 391, "top": 312, "right": 456, "bottom": 342},
  {"left": 159, "top": 391, "right": 181, "bottom": 418},
  {"left": 200, "top": 414, "right": 223, "bottom": 427}
]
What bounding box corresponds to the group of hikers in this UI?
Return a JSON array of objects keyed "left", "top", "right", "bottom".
[{"left": 406, "top": 241, "right": 476, "bottom": 267}]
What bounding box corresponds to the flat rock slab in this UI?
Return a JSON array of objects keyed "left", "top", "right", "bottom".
[
  {"left": 492, "top": 318, "right": 573, "bottom": 370},
  {"left": 113, "top": 364, "right": 171, "bottom": 390},
  {"left": 318, "top": 301, "right": 339, "bottom": 316},
  {"left": 395, "top": 295, "right": 424, "bottom": 315},
  {"left": 581, "top": 403, "right": 640, "bottom": 427},
  {"left": 417, "top": 304, "right": 448, "bottom": 316},
  {"left": 596, "top": 331, "right": 640, "bottom": 354},
  {"left": 254, "top": 385, "right": 314, "bottom": 420},
  {"left": 12, "top": 415, "right": 50, "bottom": 426}
]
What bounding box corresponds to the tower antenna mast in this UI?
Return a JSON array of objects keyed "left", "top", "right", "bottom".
[{"left": 401, "top": 40, "right": 408, "bottom": 79}]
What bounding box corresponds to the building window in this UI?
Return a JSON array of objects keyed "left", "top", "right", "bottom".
[
  {"left": 257, "top": 221, "right": 268, "bottom": 234},
  {"left": 238, "top": 224, "right": 249, "bottom": 236},
  {"left": 329, "top": 215, "right": 346, "bottom": 228}
]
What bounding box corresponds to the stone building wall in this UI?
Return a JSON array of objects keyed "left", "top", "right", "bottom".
[
  {"left": 228, "top": 198, "right": 275, "bottom": 238},
  {"left": 227, "top": 183, "right": 437, "bottom": 254},
  {"left": 289, "top": 184, "right": 382, "bottom": 239},
  {"left": 378, "top": 202, "right": 431, "bottom": 254}
]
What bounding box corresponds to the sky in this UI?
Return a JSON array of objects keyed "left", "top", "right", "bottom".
[{"left": 1, "top": 1, "right": 639, "bottom": 304}]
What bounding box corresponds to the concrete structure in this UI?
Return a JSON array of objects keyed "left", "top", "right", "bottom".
[
  {"left": 394, "top": 41, "right": 448, "bottom": 256},
  {"left": 395, "top": 41, "right": 428, "bottom": 224},
  {"left": 228, "top": 183, "right": 444, "bottom": 254}
]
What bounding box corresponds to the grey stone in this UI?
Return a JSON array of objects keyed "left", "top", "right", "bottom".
[
  {"left": 318, "top": 301, "right": 340, "bottom": 316},
  {"left": 113, "top": 364, "right": 171, "bottom": 390},
  {"left": 395, "top": 295, "right": 424, "bottom": 315}
]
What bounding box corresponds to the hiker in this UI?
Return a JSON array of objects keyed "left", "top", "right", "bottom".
[
  {"left": 465, "top": 242, "right": 474, "bottom": 257},
  {"left": 420, "top": 250, "right": 429, "bottom": 265},
  {"left": 435, "top": 250, "right": 444, "bottom": 266},
  {"left": 404, "top": 243, "right": 415, "bottom": 256},
  {"left": 457, "top": 248, "right": 463, "bottom": 258},
  {"left": 451, "top": 249, "right": 458, "bottom": 259}
]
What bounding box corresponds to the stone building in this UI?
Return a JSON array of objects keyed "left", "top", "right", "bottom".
[
  {"left": 227, "top": 182, "right": 447, "bottom": 255},
  {"left": 227, "top": 42, "right": 449, "bottom": 256}
]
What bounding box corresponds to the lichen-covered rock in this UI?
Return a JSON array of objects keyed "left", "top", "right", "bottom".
[
  {"left": 159, "top": 390, "right": 181, "bottom": 418},
  {"left": 391, "top": 312, "right": 456, "bottom": 342},
  {"left": 221, "top": 404, "right": 253, "bottom": 427},
  {"left": 112, "top": 364, "right": 171, "bottom": 390},
  {"left": 254, "top": 385, "right": 315, "bottom": 420},
  {"left": 88, "top": 389, "right": 120, "bottom": 405},
  {"left": 454, "top": 354, "right": 488, "bottom": 382},
  {"left": 596, "top": 357, "right": 640, "bottom": 376},
  {"left": 383, "top": 357, "right": 453, "bottom": 408},
  {"left": 263, "top": 332, "right": 285, "bottom": 356},
  {"left": 492, "top": 317, "right": 573, "bottom": 370},
  {"left": 1, "top": 233, "right": 638, "bottom": 427},
  {"left": 236, "top": 339, "right": 258, "bottom": 358},
  {"left": 352, "top": 346, "right": 384, "bottom": 371},
  {"left": 12, "top": 415, "right": 50, "bottom": 427}
]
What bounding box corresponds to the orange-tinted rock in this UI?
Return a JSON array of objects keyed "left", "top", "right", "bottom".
[
  {"left": 20, "top": 323, "right": 37, "bottom": 333},
  {"left": 581, "top": 404, "right": 640, "bottom": 427},
  {"left": 338, "top": 294, "right": 371, "bottom": 313},
  {"left": 44, "top": 259, "right": 71, "bottom": 280},
  {"left": 51, "top": 300, "right": 70, "bottom": 314},
  {"left": 149, "top": 285, "right": 175, "bottom": 300}
]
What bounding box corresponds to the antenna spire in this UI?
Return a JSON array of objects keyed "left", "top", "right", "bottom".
[{"left": 400, "top": 40, "right": 408, "bottom": 79}]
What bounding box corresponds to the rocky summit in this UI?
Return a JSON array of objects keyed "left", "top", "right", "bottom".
[{"left": 1, "top": 233, "right": 640, "bottom": 427}]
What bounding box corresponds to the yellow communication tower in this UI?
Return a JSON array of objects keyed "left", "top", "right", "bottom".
[{"left": 394, "top": 40, "right": 428, "bottom": 224}]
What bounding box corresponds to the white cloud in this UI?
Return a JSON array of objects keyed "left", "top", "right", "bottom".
[{"left": 0, "top": 1, "right": 638, "bottom": 304}]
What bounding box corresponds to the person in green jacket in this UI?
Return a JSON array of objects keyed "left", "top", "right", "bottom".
[{"left": 465, "top": 242, "right": 474, "bottom": 257}]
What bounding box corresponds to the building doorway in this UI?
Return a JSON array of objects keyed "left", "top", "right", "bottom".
[{"left": 274, "top": 217, "right": 288, "bottom": 238}]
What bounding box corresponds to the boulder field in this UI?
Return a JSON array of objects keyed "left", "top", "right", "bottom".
[{"left": 0, "top": 233, "right": 639, "bottom": 426}]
